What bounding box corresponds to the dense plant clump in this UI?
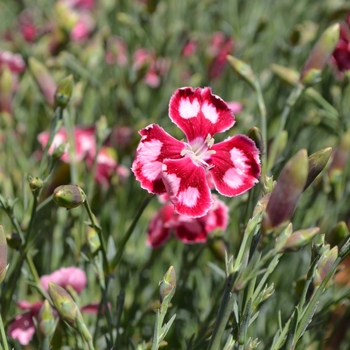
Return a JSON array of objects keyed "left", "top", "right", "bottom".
[{"left": 0, "top": 0, "right": 350, "bottom": 349}]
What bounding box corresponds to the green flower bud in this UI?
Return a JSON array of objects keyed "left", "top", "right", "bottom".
[
  {"left": 304, "top": 147, "right": 332, "bottom": 190},
  {"left": 329, "top": 221, "right": 349, "bottom": 247},
  {"left": 53, "top": 185, "right": 86, "bottom": 209},
  {"left": 247, "top": 126, "right": 264, "bottom": 155},
  {"left": 0, "top": 226, "right": 8, "bottom": 284},
  {"left": 314, "top": 245, "right": 338, "bottom": 287},
  {"left": 29, "top": 176, "right": 44, "bottom": 193},
  {"left": 227, "top": 55, "right": 256, "bottom": 90},
  {"left": 270, "top": 64, "right": 299, "bottom": 86},
  {"left": 48, "top": 282, "right": 79, "bottom": 327},
  {"left": 6, "top": 233, "right": 21, "bottom": 250},
  {"left": 28, "top": 57, "right": 57, "bottom": 107},
  {"left": 55, "top": 75, "right": 74, "bottom": 109},
  {"left": 262, "top": 150, "right": 308, "bottom": 232},
  {"left": 38, "top": 300, "right": 57, "bottom": 338},
  {"left": 159, "top": 266, "right": 176, "bottom": 304},
  {"left": 0, "top": 65, "right": 13, "bottom": 114},
  {"left": 300, "top": 23, "right": 340, "bottom": 85},
  {"left": 278, "top": 227, "right": 320, "bottom": 253},
  {"left": 87, "top": 227, "right": 101, "bottom": 254}
]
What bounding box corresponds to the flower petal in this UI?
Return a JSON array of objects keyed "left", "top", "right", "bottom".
[
  {"left": 169, "top": 87, "right": 235, "bottom": 143},
  {"left": 162, "top": 157, "right": 213, "bottom": 218},
  {"left": 8, "top": 312, "right": 36, "bottom": 345},
  {"left": 132, "top": 124, "right": 185, "bottom": 194},
  {"left": 204, "top": 196, "right": 229, "bottom": 232},
  {"left": 210, "top": 135, "right": 260, "bottom": 196},
  {"left": 146, "top": 204, "right": 174, "bottom": 248},
  {"left": 174, "top": 217, "right": 207, "bottom": 244}
]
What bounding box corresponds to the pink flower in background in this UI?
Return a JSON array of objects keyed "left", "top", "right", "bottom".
[
  {"left": 0, "top": 51, "right": 26, "bottom": 74},
  {"left": 105, "top": 36, "right": 128, "bottom": 67},
  {"left": 65, "top": 0, "right": 95, "bottom": 10},
  {"left": 40, "top": 267, "right": 87, "bottom": 294},
  {"left": 147, "top": 196, "right": 229, "bottom": 248},
  {"left": 182, "top": 40, "right": 197, "bottom": 57},
  {"left": 70, "top": 12, "right": 95, "bottom": 41},
  {"left": 8, "top": 267, "right": 95, "bottom": 345},
  {"left": 132, "top": 87, "right": 260, "bottom": 218},
  {"left": 227, "top": 101, "right": 243, "bottom": 114},
  {"left": 18, "top": 11, "right": 37, "bottom": 42},
  {"left": 132, "top": 49, "right": 170, "bottom": 88},
  {"left": 37, "top": 126, "right": 96, "bottom": 163},
  {"left": 207, "top": 32, "right": 234, "bottom": 79},
  {"left": 331, "top": 17, "right": 350, "bottom": 73}
]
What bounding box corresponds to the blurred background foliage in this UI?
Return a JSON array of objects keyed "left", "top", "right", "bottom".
[{"left": 1, "top": 0, "right": 350, "bottom": 349}]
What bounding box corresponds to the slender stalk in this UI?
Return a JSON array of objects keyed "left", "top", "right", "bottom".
[
  {"left": 0, "top": 313, "right": 9, "bottom": 350},
  {"left": 111, "top": 193, "right": 153, "bottom": 271}
]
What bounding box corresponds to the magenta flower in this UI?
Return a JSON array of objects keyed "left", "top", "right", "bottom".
[
  {"left": 331, "top": 17, "right": 350, "bottom": 73},
  {"left": 0, "top": 50, "right": 26, "bottom": 74},
  {"left": 8, "top": 267, "right": 96, "bottom": 345},
  {"left": 132, "top": 87, "right": 260, "bottom": 218},
  {"left": 147, "top": 195, "right": 229, "bottom": 248}
]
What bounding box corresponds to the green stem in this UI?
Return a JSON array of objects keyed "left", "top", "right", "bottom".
[
  {"left": 254, "top": 82, "right": 267, "bottom": 178},
  {"left": 40, "top": 337, "right": 50, "bottom": 350},
  {"left": 83, "top": 200, "right": 109, "bottom": 273},
  {"left": 111, "top": 193, "right": 153, "bottom": 271},
  {"left": 0, "top": 313, "right": 9, "bottom": 350}
]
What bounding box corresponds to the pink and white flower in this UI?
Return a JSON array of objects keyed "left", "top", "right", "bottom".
[
  {"left": 147, "top": 196, "right": 229, "bottom": 248},
  {"left": 8, "top": 267, "right": 96, "bottom": 345},
  {"left": 132, "top": 87, "right": 260, "bottom": 218}
]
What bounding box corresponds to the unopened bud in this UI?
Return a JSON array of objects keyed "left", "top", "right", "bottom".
[
  {"left": 87, "top": 227, "right": 100, "bottom": 254},
  {"left": 209, "top": 239, "right": 227, "bottom": 262},
  {"left": 29, "top": 176, "right": 44, "bottom": 193},
  {"left": 312, "top": 233, "right": 326, "bottom": 257},
  {"left": 262, "top": 150, "right": 308, "bottom": 232},
  {"left": 159, "top": 266, "right": 176, "bottom": 304},
  {"left": 0, "top": 226, "right": 7, "bottom": 284},
  {"left": 270, "top": 64, "right": 299, "bottom": 86},
  {"left": 314, "top": 245, "right": 338, "bottom": 287},
  {"left": 304, "top": 147, "right": 332, "bottom": 190},
  {"left": 28, "top": 57, "right": 57, "bottom": 107},
  {"left": 278, "top": 227, "right": 320, "bottom": 253},
  {"left": 51, "top": 142, "right": 67, "bottom": 161},
  {"left": 38, "top": 300, "right": 57, "bottom": 338},
  {"left": 248, "top": 126, "right": 264, "bottom": 155},
  {"left": 300, "top": 23, "right": 340, "bottom": 85},
  {"left": 6, "top": 233, "right": 21, "bottom": 250},
  {"left": 329, "top": 221, "right": 349, "bottom": 247},
  {"left": 0, "top": 65, "right": 13, "bottom": 114},
  {"left": 55, "top": 75, "right": 74, "bottom": 109},
  {"left": 48, "top": 282, "right": 79, "bottom": 327},
  {"left": 227, "top": 55, "right": 256, "bottom": 90},
  {"left": 53, "top": 184, "right": 86, "bottom": 209}
]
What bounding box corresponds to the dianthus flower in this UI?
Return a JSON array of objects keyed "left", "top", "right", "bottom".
[
  {"left": 132, "top": 87, "right": 260, "bottom": 218},
  {"left": 147, "top": 195, "right": 229, "bottom": 248}
]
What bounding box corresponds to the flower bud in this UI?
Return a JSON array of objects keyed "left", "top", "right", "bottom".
[
  {"left": 314, "top": 245, "right": 338, "bottom": 287},
  {"left": 29, "top": 176, "right": 44, "bottom": 193},
  {"left": 304, "top": 147, "right": 332, "bottom": 190},
  {"left": 159, "top": 266, "right": 176, "bottom": 304},
  {"left": 38, "top": 300, "right": 57, "bottom": 338},
  {"left": 0, "top": 226, "right": 8, "bottom": 284},
  {"left": 329, "top": 221, "right": 349, "bottom": 247},
  {"left": 0, "top": 65, "right": 13, "bottom": 114},
  {"left": 6, "top": 233, "right": 21, "bottom": 250},
  {"left": 87, "top": 227, "right": 100, "bottom": 254},
  {"left": 312, "top": 233, "right": 326, "bottom": 257},
  {"left": 262, "top": 149, "right": 308, "bottom": 232},
  {"left": 209, "top": 239, "right": 227, "bottom": 262},
  {"left": 247, "top": 126, "right": 264, "bottom": 155},
  {"left": 48, "top": 282, "right": 79, "bottom": 327},
  {"left": 270, "top": 64, "right": 299, "bottom": 86},
  {"left": 278, "top": 227, "right": 319, "bottom": 253},
  {"left": 227, "top": 55, "right": 256, "bottom": 90},
  {"left": 300, "top": 23, "right": 340, "bottom": 85},
  {"left": 53, "top": 184, "right": 86, "bottom": 209},
  {"left": 28, "top": 57, "right": 57, "bottom": 107},
  {"left": 54, "top": 75, "right": 74, "bottom": 109}
]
